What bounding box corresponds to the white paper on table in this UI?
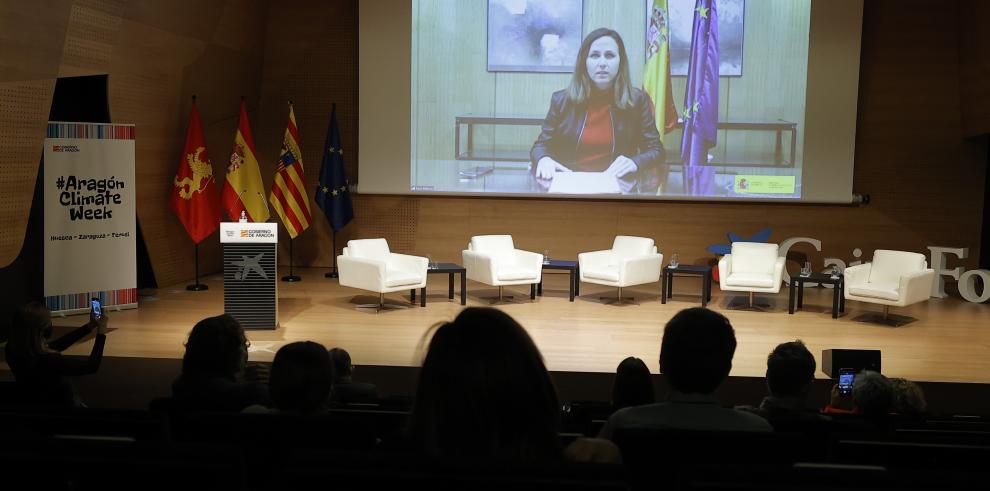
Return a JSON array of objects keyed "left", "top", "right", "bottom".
[{"left": 547, "top": 172, "right": 621, "bottom": 194}]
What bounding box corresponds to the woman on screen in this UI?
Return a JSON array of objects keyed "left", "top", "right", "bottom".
[{"left": 531, "top": 28, "right": 664, "bottom": 194}]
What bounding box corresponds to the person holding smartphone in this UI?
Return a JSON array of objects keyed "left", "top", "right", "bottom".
[
  {"left": 5, "top": 300, "right": 109, "bottom": 406},
  {"left": 823, "top": 370, "right": 894, "bottom": 431}
]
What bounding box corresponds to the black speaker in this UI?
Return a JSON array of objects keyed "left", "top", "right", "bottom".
[{"left": 821, "top": 349, "right": 881, "bottom": 378}]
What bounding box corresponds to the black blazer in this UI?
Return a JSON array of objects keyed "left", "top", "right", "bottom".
[{"left": 530, "top": 88, "right": 664, "bottom": 193}]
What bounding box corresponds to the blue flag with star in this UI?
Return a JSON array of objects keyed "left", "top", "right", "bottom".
[
  {"left": 315, "top": 103, "right": 354, "bottom": 232},
  {"left": 680, "top": 0, "right": 718, "bottom": 196}
]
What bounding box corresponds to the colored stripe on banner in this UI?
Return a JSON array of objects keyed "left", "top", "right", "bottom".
[
  {"left": 45, "top": 288, "right": 138, "bottom": 313},
  {"left": 47, "top": 122, "right": 136, "bottom": 140}
]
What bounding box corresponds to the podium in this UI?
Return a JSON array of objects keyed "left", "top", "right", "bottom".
[{"left": 220, "top": 222, "right": 278, "bottom": 330}]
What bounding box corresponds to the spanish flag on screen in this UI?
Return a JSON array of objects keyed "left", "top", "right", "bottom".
[
  {"left": 644, "top": 0, "right": 678, "bottom": 138},
  {"left": 222, "top": 100, "right": 270, "bottom": 222}
]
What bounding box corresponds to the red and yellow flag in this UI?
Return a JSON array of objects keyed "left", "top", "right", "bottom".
[
  {"left": 169, "top": 98, "right": 222, "bottom": 244},
  {"left": 269, "top": 104, "right": 313, "bottom": 239},
  {"left": 221, "top": 100, "right": 270, "bottom": 222}
]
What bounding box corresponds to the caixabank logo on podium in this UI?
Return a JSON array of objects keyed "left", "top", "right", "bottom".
[{"left": 231, "top": 253, "right": 267, "bottom": 280}]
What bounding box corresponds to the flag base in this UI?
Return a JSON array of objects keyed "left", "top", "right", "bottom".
[
  {"left": 281, "top": 275, "right": 301, "bottom": 282},
  {"left": 186, "top": 283, "right": 208, "bottom": 291}
]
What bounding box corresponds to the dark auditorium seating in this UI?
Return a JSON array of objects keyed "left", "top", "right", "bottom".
[
  {"left": 278, "top": 449, "right": 629, "bottom": 491},
  {"left": 834, "top": 439, "right": 990, "bottom": 471},
  {"left": 0, "top": 438, "right": 245, "bottom": 490},
  {"left": 0, "top": 407, "right": 169, "bottom": 442},
  {"left": 613, "top": 428, "right": 823, "bottom": 489},
  {"left": 561, "top": 400, "right": 614, "bottom": 436}
]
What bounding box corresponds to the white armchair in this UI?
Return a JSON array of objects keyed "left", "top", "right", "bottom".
[
  {"left": 578, "top": 236, "right": 662, "bottom": 304},
  {"left": 462, "top": 235, "right": 543, "bottom": 303},
  {"left": 718, "top": 242, "right": 786, "bottom": 309},
  {"left": 337, "top": 238, "right": 428, "bottom": 311},
  {"left": 843, "top": 249, "right": 935, "bottom": 325}
]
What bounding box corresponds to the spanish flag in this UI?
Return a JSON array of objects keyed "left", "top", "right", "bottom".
[
  {"left": 643, "top": 0, "right": 679, "bottom": 138},
  {"left": 221, "top": 100, "right": 270, "bottom": 222},
  {"left": 269, "top": 104, "right": 313, "bottom": 239}
]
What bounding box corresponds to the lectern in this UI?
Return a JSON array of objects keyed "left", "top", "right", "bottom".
[{"left": 220, "top": 222, "right": 278, "bottom": 330}]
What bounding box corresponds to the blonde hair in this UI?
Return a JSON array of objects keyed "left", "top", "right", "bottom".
[{"left": 566, "top": 28, "right": 635, "bottom": 109}]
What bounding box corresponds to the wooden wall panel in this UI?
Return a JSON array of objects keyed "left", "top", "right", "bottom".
[
  {"left": 0, "top": 81, "right": 57, "bottom": 267},
  {"left": 959, "top": 0, "right": 990, "bottom": 137},
  {"left": 256, "top": 0, "right": 358, "bottom": 269},
  {"left": 0, "top": 0, "right": 71, "bottom": 267},
  {"left": 101, "top": 1, "right": 268, "bottom": 288},
  {"left": 58, "top": 0, "right": 126, "bottom": 77}
]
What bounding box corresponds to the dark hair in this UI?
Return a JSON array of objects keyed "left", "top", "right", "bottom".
[
  {"left": 328, "top": 347, "right": 353, "bottom": 380},
  {"left": 889, "top": 377, "right": 927, "bottom": 419},
  {"left": 611, "top": 357, "right": 655, "bottom": 410},
  {"left": 566, "top": 28, "right": 635, "bottom": 109},
  {"left": 409, "top": 307, "right": 561, "bottom": 463},
  {"left": 270, "top": 341, "right": 333, "bottom": 414},
  {"left": 659, "top": 308, "right": 736, "bottom": 394},
  {"left": 766, "top": 340, "right": 816, "bottom": 397},
  {"left": 181, "top": 314, "right": 247, "bottom": 380},
  {"left": 5, "top": 302, "right": 53, "bottom": 372},
  {"left": 853, "top": 370, "right": 893, "bottom": 419}
]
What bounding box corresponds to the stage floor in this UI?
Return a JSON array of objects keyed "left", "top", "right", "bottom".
[{"left": 63, "top": 267, "right": 990, "bottom": 384}]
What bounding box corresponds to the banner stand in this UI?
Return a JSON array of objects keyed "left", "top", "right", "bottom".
[{"left": 44, "top": 121, "right": 138, "bottom": 315}]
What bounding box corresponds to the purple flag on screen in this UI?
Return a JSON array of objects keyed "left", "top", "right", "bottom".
[{"left": 680, "top": 0, "right": 719, "bottom": 196}]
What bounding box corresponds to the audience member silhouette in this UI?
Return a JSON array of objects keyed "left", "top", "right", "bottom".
[
  {"left": 328, "top": 347, "right": 379, "bottom": 405},
  {"left": 408, "top": 307, "right": 562, "bottom": 463},
  {"left": 5, "top": 301, "right": 108, "bottom": 406},
  {"left": 599, "top": 308, "right": 771, "bottom": 439},
  {"left": 889, "top": 377, "right": 927, "bottom": 421},
  {"left": 611, "top": 356, "right": 654, "bottom": 411},
  {"left": 737, "top": 340, "right": 831, "bottom": 430},
  {"left": 171, "top": 314, "right": 268, "bottom": 412},
  {"left": 246, "top": 341, "right": 333, "bottom": 416}
]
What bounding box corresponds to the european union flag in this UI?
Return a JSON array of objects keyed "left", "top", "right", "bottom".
[
  {"left": 681, "top": 0, "right": 718, "bottom": 196},
  {"left": 315, "top": 103, "right": 354, "bottom": 231}
]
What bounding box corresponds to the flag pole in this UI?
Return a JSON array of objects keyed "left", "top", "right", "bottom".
[
  {"left": 186, "top": 242, "right": 208, "bottom": 291},
  {"left": 325, "top": 229, "right": 339, "bottom": 278},
  {"left": 282, "top": 236, "right": 301, "bottom": 282}
]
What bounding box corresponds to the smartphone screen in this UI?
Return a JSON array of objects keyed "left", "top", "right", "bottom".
[
  {"left": 838, "top": 371, "right": 855, "bottom": 394},
  {"left": 91, "top": 298, "right": 102, "bottom": 319}
]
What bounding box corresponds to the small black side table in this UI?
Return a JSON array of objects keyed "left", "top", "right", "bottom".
[
  {"left": 662, "top": 264, "right": 713, "bottom": 307},
  {"left": 411, "top": 262, "right": 467, "bottom": 307},
  {"left": 537, "top": 260, "right": 580, "bottom": 302},
  {"left": 788, "top": 272, "right": 845, "bottom": 318}
]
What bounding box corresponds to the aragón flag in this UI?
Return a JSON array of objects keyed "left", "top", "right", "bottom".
[
  {"left": 169, "top": 98, "right": 221, "bottom": 244},
  {"left": 269, "top": 104, "right": 313, "bottom": 239},
  {"left": 221, "top": 100, "right": 270, "bottom": 222},
  {"left": 644, "top": 0, "right": 678, "bottom": 137}
]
